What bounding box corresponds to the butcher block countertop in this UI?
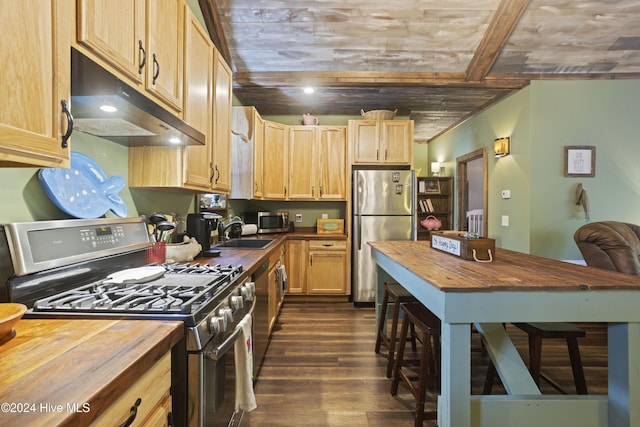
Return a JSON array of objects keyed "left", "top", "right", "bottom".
[
  {"left": 0, "top": 318, "right": 183, "bottom": 426},
  {"left": 199, "top": 231, "right": 347, "bottom": 274},
  {"left": 369, "top": 240, "right": 640, "bottom": 292}
]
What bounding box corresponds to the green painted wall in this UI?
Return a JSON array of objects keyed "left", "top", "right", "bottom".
[
  {"left": 428, "top": 80, "right": 640, "bottom": 261},
  {"left": 0, "top": 132, "right": 195, "bottom": 226}
]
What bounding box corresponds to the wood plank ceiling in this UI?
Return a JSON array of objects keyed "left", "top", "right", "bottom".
[{"left": 199, "top": 0, "right": 640, "bottom": 142}]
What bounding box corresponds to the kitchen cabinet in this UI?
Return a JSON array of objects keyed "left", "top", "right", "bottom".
[
  {"left": 285, "top": 239, "right": 308, "bottom": 294},
  {"left": 91, "top": 352, "right": 172, "bottom": 426},
  {"left": 349, "top": 120, "right": 413, "bottom": 165},
  {"left": 268, "top": 242, "right": 286, "bottom": 333},
  {"left": 182, "top": 5, "right": 214, "bottom": 189},
  {"left": 0, "top": 0, "right": 71, "bottom": 167},
  {"left": 288, "top": 126, "right": 347, "bottom": 200},
  {"left": 262, "top": 121, "right": 289, "bottom": 199},
  {"left": 76, "top": 0, "right": 184, "bottom": 114},
  {"left": 211, "top": 48, "right": 233, "bottom": 193},
  {"left": 285, "top": 238, "right": 349, "bottom": 296},
  {"left": 128, "top": 11, "right": 234, "bottom": 193},
  {"left": 231, "top": 106, "right": 264, "bottom": 199}
]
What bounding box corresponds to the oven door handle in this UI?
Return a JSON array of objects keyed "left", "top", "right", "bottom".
[{"left": 207, "top": 298, "right": 256, "bottom": 361}]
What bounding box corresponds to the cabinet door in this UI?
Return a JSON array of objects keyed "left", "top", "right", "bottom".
[
  {"left": 288, "top": 127, "right": 317, "bottom": 199},
  {"left": 77, "top": 0, "right": 145, "bottom": 84},
  {"left": 350, "top": 121, "right": 380, "bottom": 163},
  {"left": 1, "top": 0, "right": 71, "bottom": 167},
  {"left": 308, "top": 250, "right": 348, "bottom": 294},
  {"left": 382, "top": 120, "right": 413, "bottom": 164},
  {"left": 182, "top": 7, "right": 213, "bottom": 190},
  {"left": 285, "top": 240, "right": 307, "bottom": 294},
  {"left": 262, "top": 121, "right": 288, "bottom": 199},
  {"left": 211, "top": 49, "right": 232, "bottom": 193},
  {"left": 146, "top": 0, "right": 184, "bottom": 113},
  {"left": 318, "top": 127, "right": 347, "bottom": 200},
  {"left": 254, "top": 113, "right": 265, "bottom": 198}
]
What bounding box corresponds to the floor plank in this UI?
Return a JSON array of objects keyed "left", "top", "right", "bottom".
[{"left": 242, "top": 302, "right": 608, "bottom": 426}]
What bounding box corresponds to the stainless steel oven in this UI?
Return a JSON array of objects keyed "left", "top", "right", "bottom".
[{"left": 0, "top": 218, "right": 256, "bottom": 427}]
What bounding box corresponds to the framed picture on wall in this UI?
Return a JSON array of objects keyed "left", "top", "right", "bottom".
[{"left": 564, "top": 146, "right": 595, "bottom": 177}]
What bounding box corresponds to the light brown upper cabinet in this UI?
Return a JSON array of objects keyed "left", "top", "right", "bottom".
[
  {"left": 77, "top": 0, "right": 184, "bottom": 114},
  {"left": 129, "top": 5, "right": 232, "bottom": 193},
  {"left": 262, "top": 121, "right": 289, "bottom": 199},
  {"left": 349, "top": 120, "right": 413, "bottom": 165},
  {"left": 210, "top": 48, "right": 232, "bottom": 193},
  {"left": 231, "top": 106, "right": 264, "bottom": 199},
  {"left": 1, "top": 0, "right": 71, "bottom": 167},
  {"left": 288, "top": 126, "right": 347, "bottom": 200}
]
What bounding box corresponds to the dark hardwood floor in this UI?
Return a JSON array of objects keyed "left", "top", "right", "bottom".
[{"left": 242, "top": 302, "right": 608, "bottom": 426}]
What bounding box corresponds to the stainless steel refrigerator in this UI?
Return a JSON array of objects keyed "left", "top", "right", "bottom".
[{"left": 352, "top": 169, "right": 415, "bottom": 304}]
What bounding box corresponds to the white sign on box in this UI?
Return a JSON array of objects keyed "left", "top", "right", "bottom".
[{"left": 431, "top": 235, "right": 461, "bottom": 256}]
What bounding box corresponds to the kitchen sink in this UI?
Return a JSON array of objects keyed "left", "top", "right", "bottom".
[{"left": 212, "top": 238, "right": 276, "bottom": 250}]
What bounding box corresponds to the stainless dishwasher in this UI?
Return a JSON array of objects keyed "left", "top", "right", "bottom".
[{"left": 252, "top": 259, "right": 269, "bottom": 378}]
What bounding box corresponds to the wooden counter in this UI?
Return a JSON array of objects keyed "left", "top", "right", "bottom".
[
  {"left": 0, "top": 318, "right": 183, "bottom": 426},
  {"left": 370, "top": 241, "right": 640, "bottom": 427}
]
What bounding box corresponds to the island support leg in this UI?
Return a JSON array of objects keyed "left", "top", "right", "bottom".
[
  {"left": 439, "top": 322, "right": 471, "bottom": 427},
  {"left": 608, "top": 322, "right": 640, "bottom": 427}
]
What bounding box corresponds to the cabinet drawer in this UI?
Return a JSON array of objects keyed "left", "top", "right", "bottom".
[
  {"left": 309, "top": 240, "right": 346, "bottom": 251},
  {"left": 91, "top": 352, "right": 171, "bottom": 426}
]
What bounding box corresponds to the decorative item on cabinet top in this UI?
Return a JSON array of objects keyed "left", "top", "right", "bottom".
[
  {"left": 360, "top": 109, "right": 397, "bottom": 120},
  {"left": 317, "top": 219, "right": 345, "bottom": 234},
  {"left": 302, "top": 113, "right": 319, "bottom": 125}
]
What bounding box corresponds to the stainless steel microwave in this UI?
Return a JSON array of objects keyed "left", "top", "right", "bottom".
[{"left": 244, "top": 211, "right": 289, "bottom": 234}]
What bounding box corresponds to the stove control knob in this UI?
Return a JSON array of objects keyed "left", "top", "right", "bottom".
[
  {"left": 241, "top": 286, "right": 253, "bottom": 300},
  {"left": 208, "top": 315, "right": 226, "bottom": 334},
  {"left": 230, "top": 295, "right": 244, "bottom": 309},
  {"left": 244, "top": 281, "right": 256, "bottom": 294},
  {"left": 221, "top": 307, "right": 234, "bottom": 324}
]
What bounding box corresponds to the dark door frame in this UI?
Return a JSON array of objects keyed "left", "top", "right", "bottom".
[{"left": 456, "top": 147, "right": 488, "bottom": 236}]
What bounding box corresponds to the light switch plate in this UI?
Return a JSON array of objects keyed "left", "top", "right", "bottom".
[{"left": 501, "top": 215, "right": 509, "bottom": 226}]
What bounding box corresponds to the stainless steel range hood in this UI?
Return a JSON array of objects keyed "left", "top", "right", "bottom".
[{"left": 71, "top": 48, "right": 205, "bottom": 146}]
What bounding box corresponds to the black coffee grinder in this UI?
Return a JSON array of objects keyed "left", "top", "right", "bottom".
[{"left": 186, "top": 212, "right": 222, "bottom": 257}]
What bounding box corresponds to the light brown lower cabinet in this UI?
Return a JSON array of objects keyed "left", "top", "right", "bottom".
[
  {"left": 90, "top": 352, "right": 172, "bottom": 426},
  {"left": 285, "top": 239, "right": 348, "bottom": 295}
]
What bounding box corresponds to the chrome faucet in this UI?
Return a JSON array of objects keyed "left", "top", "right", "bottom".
[{"left": 217, "top": 216, "right": 244, "bottom": 242}]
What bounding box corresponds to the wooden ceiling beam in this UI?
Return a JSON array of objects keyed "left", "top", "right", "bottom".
[
  {"left": 234, "top": 71, "right": 529, "bottom": 89},
  {"left": 466, "top": 0, "right": 530, "bottom": 82},
  {"left": 198, "top": 0, "right": 233, "bottom": 66}
]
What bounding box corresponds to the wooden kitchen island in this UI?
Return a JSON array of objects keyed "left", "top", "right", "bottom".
[{"left": 370, "top": 241, "right": 640, "bottom": 427}]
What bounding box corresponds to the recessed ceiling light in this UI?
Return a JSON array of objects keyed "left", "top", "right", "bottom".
[
  {"left": 169, "top": 136, "right": 182, "bottom": 144},
  {"left": 303, "top": 87, "right": 315, "bottom": 94}
]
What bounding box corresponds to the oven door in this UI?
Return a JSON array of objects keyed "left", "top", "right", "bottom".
[{"left": 188, "top": 300, "right": 255, "bottom": 427}]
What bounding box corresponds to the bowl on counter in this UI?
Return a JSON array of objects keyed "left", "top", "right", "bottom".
[{"left": 0, "top": 303, "right": 27, "bottom": 340}]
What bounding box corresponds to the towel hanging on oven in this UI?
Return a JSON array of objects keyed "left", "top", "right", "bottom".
[
  {"left": 235, "top": 313, "right": 257, "bottom": 412},
  {"left": 277, "top": 265, "right": 288, "bottom": 292}
]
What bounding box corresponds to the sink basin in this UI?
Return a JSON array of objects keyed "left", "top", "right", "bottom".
[{"left": 212, "top": 238, "right": 275, "bottom": 250}]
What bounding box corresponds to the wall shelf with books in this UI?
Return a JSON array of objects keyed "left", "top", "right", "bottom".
[{"left": 415, "top": 176, "right": 453, "bottom": 240}]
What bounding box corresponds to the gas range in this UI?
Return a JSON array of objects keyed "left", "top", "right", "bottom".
[{"left": 0, "top": 217, "right": 255, "bottom": 427}]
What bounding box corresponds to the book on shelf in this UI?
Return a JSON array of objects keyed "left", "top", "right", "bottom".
[
  {"left": 418, "top": 198, "right": 435, "bottom": 213},
  {"left": 426, "top": 199, "right": 434, "bottom": 212}
]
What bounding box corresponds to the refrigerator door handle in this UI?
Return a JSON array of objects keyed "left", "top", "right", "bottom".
[{"left": 355, "top": 216, "right": 362, "bottom": 250}]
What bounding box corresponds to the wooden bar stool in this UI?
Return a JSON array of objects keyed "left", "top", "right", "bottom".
[
  {"left": 391, "top": 302, "right": 441, "bottom": 427},
  {"left": 513, "top": 322, "right": 588, "bottom": 394},
  {"left": 375, "top": 282, "right": 418, "bottom": 378},
  {"left": 484, "top": 322, "right": 588, "bottom": 395}
]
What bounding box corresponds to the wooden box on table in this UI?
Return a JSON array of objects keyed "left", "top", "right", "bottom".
[{"left": 430, "top": 231, "right": 495, "bottom": 262}]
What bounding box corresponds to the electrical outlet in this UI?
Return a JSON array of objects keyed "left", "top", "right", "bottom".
[
  {"left": 321, "top": 213, "right": 329, "bottom": 219},
  {"left": 295, "top": 213, "right": 303, "bottom": 223},
  {"left": 501, "top": 190, "right": 511, "bottom": 199},
  {"left": 501, "top": 215, "right": 509, "bottom": 226}
]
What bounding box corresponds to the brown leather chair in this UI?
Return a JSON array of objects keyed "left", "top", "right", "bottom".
[{"left": 574, "top": 221, "right": 640, "bottom": 275}]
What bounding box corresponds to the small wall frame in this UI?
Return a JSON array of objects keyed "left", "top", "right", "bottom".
[{"left": 564, "top": 146, "right": 595, "bottom": 177}]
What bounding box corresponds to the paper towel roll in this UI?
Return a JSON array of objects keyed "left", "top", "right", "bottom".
[{"left": 241, "top": 224, "right": 258, "bottom": 235}]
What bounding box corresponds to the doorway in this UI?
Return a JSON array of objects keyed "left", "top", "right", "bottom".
[{"left": 456, "top": 148, "right": 488, "bottom": 236}]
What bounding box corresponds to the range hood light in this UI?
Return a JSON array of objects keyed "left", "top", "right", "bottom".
[
  {"left": 99, "top": 103, "right": 118, "bottom": 113},
  {"left": 71, "top": 49, "right": 205, "bottom": 146},
  {"left": 303, "top": 87, "right": 315, "bottom": 94}
]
